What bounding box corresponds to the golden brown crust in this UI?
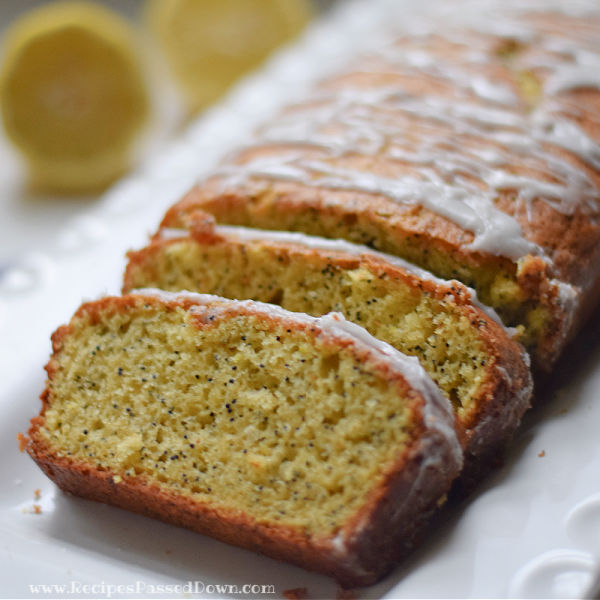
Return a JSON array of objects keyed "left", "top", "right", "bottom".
[
  {"left": 27, "top": 431, "right": 456, "bottom": 586},
  {"left": 162, "top": 180, "right": 508, "bottom": 273},
  {"left": 28, "top": 414, "right": 459, "bottom": 587},
  {"left": 27, "top": 293, "right": 462, "bottom": 587}
]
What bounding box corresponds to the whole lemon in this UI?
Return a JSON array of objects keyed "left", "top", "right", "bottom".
[
  {"left": 145, "top": 0, "right": 313, "bottom": 115},
  {"left": 0, "top": 1, "right": 150, "bottom": 193}
]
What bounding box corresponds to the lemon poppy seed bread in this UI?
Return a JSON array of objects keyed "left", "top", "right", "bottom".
[
  {"left": 124, "top": 215, "right": 532, "bottom": 468},
  {"left": 161, "top": 6, "right": 600, "bottom": 369},
  {"left": 25, "top": 291, "right": 462, "bottom": 586}
]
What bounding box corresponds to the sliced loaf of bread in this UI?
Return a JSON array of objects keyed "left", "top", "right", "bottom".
[
  {"left": 26, "top": 291, "right": 463, "bottom": 586},
  {"left": 124, "top": 217, "right": 532, "bottom": 469}
]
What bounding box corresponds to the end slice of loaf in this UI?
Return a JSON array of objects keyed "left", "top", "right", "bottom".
[
  {"left": 26, "top": 291, "right": 462, "bottom": 587},
  {"left": 124, "top": 216, "right": 533, "bottom": 470}
]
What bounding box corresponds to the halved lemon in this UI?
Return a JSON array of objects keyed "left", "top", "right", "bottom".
[
  {"left": 145, "top": 0, "right": 313, "bottom": 114},
  {"left": 0, "top": 1, "right": 150, "bottom": 193}
]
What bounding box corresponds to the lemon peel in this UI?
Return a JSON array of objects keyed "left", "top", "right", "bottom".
[{"left": 0, "top": 1, "right": 150, "bottom": 193}]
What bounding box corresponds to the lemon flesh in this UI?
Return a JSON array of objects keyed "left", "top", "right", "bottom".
[
  {"left": 0, "top": 2, "right": 149, "bottom": 193},
  {"left": 145, "top": 0, "right": 313, "bottom": 114}
]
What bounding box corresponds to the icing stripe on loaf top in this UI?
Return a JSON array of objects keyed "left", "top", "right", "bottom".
[{"left": 208, "top": 0, "right": 600, "bottom": 264}]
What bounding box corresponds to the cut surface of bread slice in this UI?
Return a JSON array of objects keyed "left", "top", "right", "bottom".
[
  {"left": 26, "top": 291, "right": 462, "bottom": 586},
  {"left": 124, "top": 217, "right": 532, "bottom": 466},
  {"left": 160, "top": 6, "right": 600, "bottom": 369}
]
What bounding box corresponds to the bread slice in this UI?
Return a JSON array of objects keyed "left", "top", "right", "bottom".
[
  {"left": 25, "top": 291, "right": 462, "bottom": 587},
  {"left": 160, "top": 9, "right": 600, "bottom": 370},
  {"left": 123, "top": 215, "right": 532, "bottom": 470}
]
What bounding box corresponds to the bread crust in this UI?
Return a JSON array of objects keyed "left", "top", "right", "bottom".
[
  {"left": 27, "top": 427, "right": 457, "bottom": 587},
  {"left": 27, "top": 294, "right": 462, "bottom": 587}
]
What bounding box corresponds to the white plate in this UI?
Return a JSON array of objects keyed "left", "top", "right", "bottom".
[{"left": 1, "top": 1, "right": 599, "bottom": 597}]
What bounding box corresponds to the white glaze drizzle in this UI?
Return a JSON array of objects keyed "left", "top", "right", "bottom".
[
  {"left": 131, "top": 288, "right": 463, "bottom": 469},
  {"left": 217, "top": 155, "right": 541, "bottom": 260},
  {"left": 209, "top": 0, "right": 600, "bottom": 264}
]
